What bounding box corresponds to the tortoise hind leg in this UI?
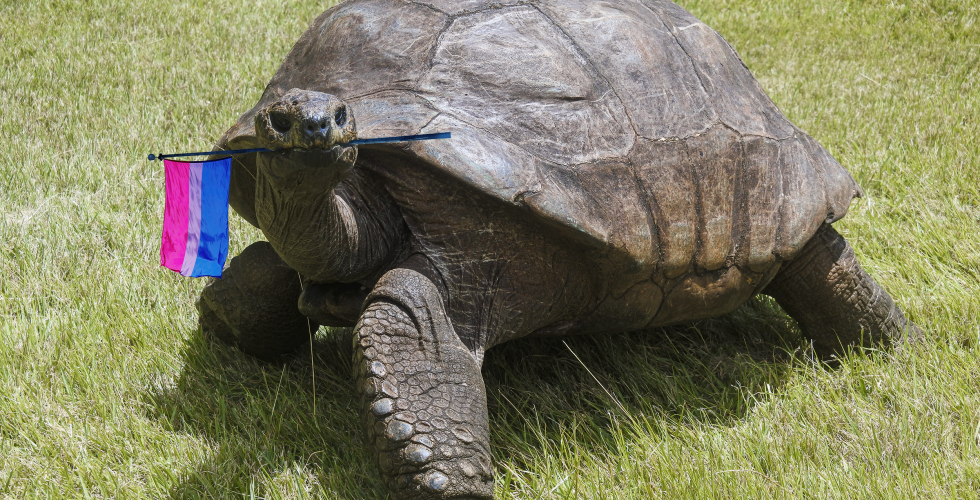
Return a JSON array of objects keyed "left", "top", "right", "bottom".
[{"left": 763, "top": 224, "right": 922, "bottom": 357}]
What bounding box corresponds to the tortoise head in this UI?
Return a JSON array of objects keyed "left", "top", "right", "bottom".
[
  {"left": 253, "top": 89, "right": 359, "bottom": 194},
  {"left": 256, "top": 88, "right": 357, "bottom": 150}
]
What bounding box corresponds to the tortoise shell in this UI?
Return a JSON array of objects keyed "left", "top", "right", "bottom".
[{"left": 218, "top": 0, "right": 862, "bottom": 280}]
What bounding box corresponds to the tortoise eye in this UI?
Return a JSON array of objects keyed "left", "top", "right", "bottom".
[
  {"left": 334, "top": 106, "right": 348, "bottom": 127},
  {"left": 270, "top": 113, "right": 292, "bottom": 134}
]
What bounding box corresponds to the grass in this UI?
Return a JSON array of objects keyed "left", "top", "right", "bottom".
[{"left": 0, "top": 0, "right": 977, "bottom": 498}]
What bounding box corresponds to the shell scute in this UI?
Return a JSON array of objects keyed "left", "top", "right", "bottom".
[
  {"left": 411, "top": 113, "right": 540, "bottom": 202},
  {"left": 217, "top": 0, "right": 445, "bottom": 145},
  {"left": 689, "top": 126, "right": 741, "bottom": 271},
  {"left": 417, "top": 5, "right": 634, "bottom": 165},
  {"left": 536, "top": 0, "right": 716, "bottom": 140},
  {"left": 649, "top": 0, "right": 797, "bottom": 139},
  {"left": 522, "top": 159, "right": 656, "bottom": 271},
  {"left": 350, "top": 92, "right": 439, "bottom": 140},
  {"left": 774, "top": 136, "right": 828, "bottom": 260},
  {"left": 630, "top": 138, "right": 697, "bottom": 279},
  {"left": 741, "top": 135, "right": 782, "bottom": 272}
]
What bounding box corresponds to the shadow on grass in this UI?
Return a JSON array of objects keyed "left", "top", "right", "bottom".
[
  {"left": 145, "top": 326, "right": 387, "bottom": 499},
  {"left": 145, "top": 296, "right": 805, "bottom": 498},
  {"left": 482, "top": 296, "right": 807, "bottom": 471}
]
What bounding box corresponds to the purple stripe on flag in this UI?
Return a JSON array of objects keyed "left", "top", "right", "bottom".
[{"left": 179, "top": 162, "right": 203, "bottom": 276}]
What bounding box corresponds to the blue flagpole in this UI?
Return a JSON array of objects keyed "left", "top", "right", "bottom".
[{"left": 148, "top": 132, "right": 451, "bottom": 161}]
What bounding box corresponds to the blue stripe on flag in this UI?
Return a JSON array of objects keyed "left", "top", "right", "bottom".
[{"left": 190, "top": 157, "right": 231, "bottom": 277}]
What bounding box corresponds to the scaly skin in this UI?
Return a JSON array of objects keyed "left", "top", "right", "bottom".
[
  {"left": 355, "top": 268, "right": 493, "bottom": 499},
  {"left": 763, "top": 224, "right": 923, "bottom": 356}
]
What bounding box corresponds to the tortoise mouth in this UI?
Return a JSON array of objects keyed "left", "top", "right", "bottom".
[
  {"left": 286, "top": 144, "right": 348, "bottom": 161},
  {"left": 258, "top": 143, "right": 359, "bottom": 189}
]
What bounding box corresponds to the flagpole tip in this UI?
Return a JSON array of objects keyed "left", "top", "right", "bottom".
[{"left": 147, "top": 154, "right": 156, "bottom": 161}]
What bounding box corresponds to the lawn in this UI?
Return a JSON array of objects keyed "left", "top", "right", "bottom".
[{"left": 1, "top": 0, "right": 978, "bottom": 498}]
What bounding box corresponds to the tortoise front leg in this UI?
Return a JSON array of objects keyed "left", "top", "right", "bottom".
[
  {"left": 198, "top": 241, "right": 318, "bottom": 360},
  {"left": 763, "top": 223, "right": 922, "bottom": 357},
  {"left": 354, "top": 268, "right": 493, "bottom": 499}
]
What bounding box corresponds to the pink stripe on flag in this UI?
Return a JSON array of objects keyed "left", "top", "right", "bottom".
[
  {"left": 179, "top": 162, "right": 203, "bottom": 276},
  {"left": 160, "top": 160, "right": 190, "bottom": 271}
]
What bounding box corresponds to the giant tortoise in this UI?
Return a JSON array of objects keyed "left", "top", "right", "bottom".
[{"left": 197, "top": 0, "right": 921, "bottom": 497}]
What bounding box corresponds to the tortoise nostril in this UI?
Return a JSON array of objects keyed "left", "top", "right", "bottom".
[
  {"left": 334, "top": 106, "right": 348, "bottom": 127},
  {"left": 320, "top": 120, "right": 327, "bottom": 129},
  {"left": 270, "top": 114, "right": 292, "bottom": 134}
]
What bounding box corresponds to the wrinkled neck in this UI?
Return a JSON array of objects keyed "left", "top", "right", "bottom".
[{"left": 253, "top": 164, "right": 406, "bottom": 284}]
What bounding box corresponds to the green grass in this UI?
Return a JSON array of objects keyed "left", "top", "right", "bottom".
[{"left": 0, "top": 0, "right": 977, "bottom": 498}]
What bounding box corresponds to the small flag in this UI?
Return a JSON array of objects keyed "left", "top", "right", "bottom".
[{"left": 160, "top": 157, "right": 231, "bottom": 278}]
